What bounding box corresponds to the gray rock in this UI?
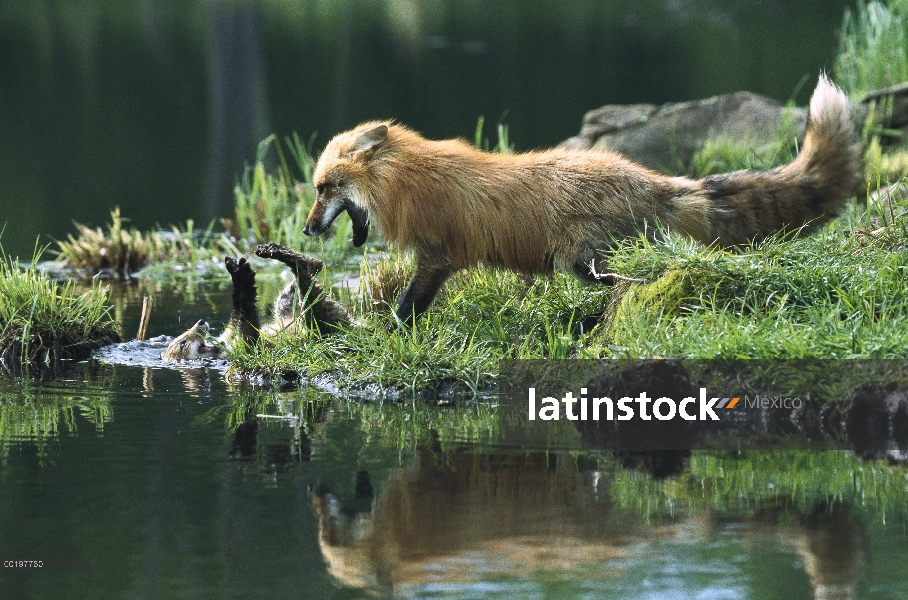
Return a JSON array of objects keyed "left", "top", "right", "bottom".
[{"left": 561, "top": 91, "right": 807, "bottom": 173}]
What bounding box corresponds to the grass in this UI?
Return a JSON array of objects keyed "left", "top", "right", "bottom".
[
  {"left": 55, "top": 207, "right": 226, "bottom": 279},
  {"left": 590, "top": 201, "right": 908, "bottom": 359},
  {"left": 227, "top": 264, "right": 610, "bottom": 392},
  {"left": 688, "top": 107, "right": 799, "bottom": 178},
  {"left": 227, "top": 133, "right": 378, "bottom": 268},
  {"left": 0, "top": 246, "right": 121, "bottom": 371},
  {"left": 835, "top": 0, "right": 908, "bottom": 98}
]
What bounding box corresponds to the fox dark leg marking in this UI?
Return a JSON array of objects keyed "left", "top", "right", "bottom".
[
  {"left": 254, "top": 243, "right": 323, "bottom": 278},
  {"left": 225, "top": 257, "right": 260, "bottom": 329},
  {"left": 393, "top": 260, "right": 453, "bottom": 327}
]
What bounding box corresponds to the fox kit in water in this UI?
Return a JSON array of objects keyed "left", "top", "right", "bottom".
[
  {"left": 304, "top": 75, "right": 860, "bottom": 324},
  {"left": 162, "top": 244, "right": 351, "bottom": 361}
]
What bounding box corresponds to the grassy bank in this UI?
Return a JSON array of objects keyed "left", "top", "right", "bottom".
[
  {"left": 0, "top": 249, "right": 121, "bottom": 372},
  {"left": 222, "top": 188, "right": 908, "bottom": 393}
]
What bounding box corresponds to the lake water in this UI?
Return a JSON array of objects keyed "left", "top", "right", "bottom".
[
  {"left": 0, "top": 0, "right": 851, "bottom": 260},
  {"left": 2, "top": 283, "right": 908, "bottom": 598}
]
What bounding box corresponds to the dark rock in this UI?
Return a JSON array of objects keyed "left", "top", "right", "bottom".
[
  {"left": 577, "top": 359, "right": 696, "bottom": 452},
  {"left": 837, "top": 383, "right": 908, "bottom": 456},
  {"left": 562, "top": 80, "right": 908, "bottom": 172}
]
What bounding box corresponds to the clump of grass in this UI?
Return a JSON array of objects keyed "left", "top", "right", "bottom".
[
  {"left": 874, "top": 148, "right": 908, "bottom": 182},
  {"left": 56, "top": 207, "right": 152, "bottom": 276},
  {"left": 228, "top": 134, "right": 314, "bottom": 246},
  {"left": 0, "top": 247, "right": 121, "bottom": 370},
  {"left": 356, "top": 253, "right": 412, "bottom": 313},
  {"left": 474, "top": 115, "right": 514, "bottom": 153},
  {"left": 55, "top": 207, "right": 218, "bottom": 279},
  {"left": 835, "top": 0, "right": 908, "bottom": 98}
]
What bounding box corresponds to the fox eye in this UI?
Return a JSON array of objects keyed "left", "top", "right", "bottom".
[{"left": 316, "top": 184, "right": 329, "bottom": 196}]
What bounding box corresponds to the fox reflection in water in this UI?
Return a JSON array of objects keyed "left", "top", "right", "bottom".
[{"left": 309, "top": 445, "right": 865, "bottom": 598}]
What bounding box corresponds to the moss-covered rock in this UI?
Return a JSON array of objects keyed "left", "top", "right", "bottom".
[{"left": 607, "top": 267, "right": 740, "bottom": 346}]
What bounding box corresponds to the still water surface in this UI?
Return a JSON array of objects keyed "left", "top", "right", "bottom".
[{"left": 1, "top": 283, "right": 908, "bottom": 598}]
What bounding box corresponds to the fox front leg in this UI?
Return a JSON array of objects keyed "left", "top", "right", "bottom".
[{"left": 391, "top": 260, "right": 453, "bottom": 329}]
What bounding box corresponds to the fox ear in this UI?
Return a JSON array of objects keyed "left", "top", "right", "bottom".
[{"left": 350, "top": 124, "right": 388, "bottom": 153}]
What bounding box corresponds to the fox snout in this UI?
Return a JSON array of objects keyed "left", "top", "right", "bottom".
[
  {"left": 304, "top": 201, "right": 327, "bottom": 237},
  {"left": 304, "top": 197, "right": 371, "bottom": 246}
]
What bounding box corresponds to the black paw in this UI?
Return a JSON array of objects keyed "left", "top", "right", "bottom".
[
  {"left": 255, "top": 243, "right": 323, "bottom": 277},
  {"left": 225, "top": 256, "right": 256, "bottom": 305},
  {"left": 254, "top": 243, "right": 281, "bottom": 260},
  {"left": 224, "top": 255, "right": 239, "bottom": 274}
]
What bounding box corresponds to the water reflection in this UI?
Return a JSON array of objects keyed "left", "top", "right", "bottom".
[
  {"left": 1, "top": 360, "right": 905, "bottom": 598},
  {"left": 309, "top": 442, "right": 866, "bottom": 598}
]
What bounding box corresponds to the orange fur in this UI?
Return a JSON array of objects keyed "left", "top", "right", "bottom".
[{"left": 305, "top": 76, "right": 860, "bottom": 323}]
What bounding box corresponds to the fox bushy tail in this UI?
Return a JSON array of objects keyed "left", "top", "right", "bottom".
[{"left": 691, "top": 75, "right": 861, "bottom": 246}]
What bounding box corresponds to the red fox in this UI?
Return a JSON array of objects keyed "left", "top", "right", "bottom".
[
  {"left": 162, "top": 244, "right": 351, "bottom": 361},
  {"left": 303, "top": 75, "right": 860, "bottom": 324}
]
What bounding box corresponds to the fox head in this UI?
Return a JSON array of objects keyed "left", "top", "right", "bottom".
[
  {"left": 161, "top": 320, "right": 223, "bottom": 361},
  {"left": 304, "top": 122, "right": 389, "bottom": 247}
]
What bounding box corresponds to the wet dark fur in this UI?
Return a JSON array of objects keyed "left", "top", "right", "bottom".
[
  {"left": 254, "top": 243, "right": 352, "bottom": 335},
  {"left": 162, "top": 245, "right": 352, "bottom": 361}
]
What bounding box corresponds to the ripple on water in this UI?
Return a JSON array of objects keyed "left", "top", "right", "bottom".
[{"left": 92, "top": 336, "right": 230, "bottom": 370}]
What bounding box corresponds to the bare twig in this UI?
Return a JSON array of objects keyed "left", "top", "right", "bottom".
[
  {"left": 588, "top": 259, "right": 646, "bottom": 283},
  {"left": 136, "top": 296, "right": 153, "bottom": 341}
]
